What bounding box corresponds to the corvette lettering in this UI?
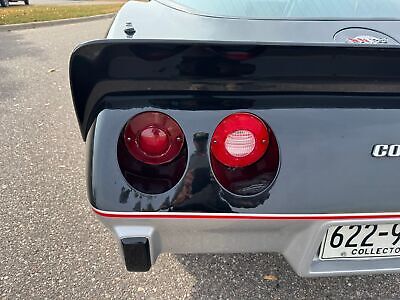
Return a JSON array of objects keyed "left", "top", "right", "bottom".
[{"left": 372, "top": 144, "right": 400, "bottom": 157}]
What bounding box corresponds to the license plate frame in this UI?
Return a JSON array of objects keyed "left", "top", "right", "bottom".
[{"left": 320, "top": 223, "right": 400, "bottom": 260}]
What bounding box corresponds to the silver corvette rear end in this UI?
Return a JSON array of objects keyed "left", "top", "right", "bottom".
[{"left": 70, "top": 0, "right": 400, "bottom": 276}]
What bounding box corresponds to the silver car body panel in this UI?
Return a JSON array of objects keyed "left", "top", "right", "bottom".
[{"left": 96, "top": 209, "right": 400, "bottom": 277}]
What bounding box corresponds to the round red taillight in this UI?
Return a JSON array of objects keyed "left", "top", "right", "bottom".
[
  {"left": 124, "top": 112, "right": 185, "bottom": 165},
  {"left": 210, "top": 113, "right": 269, "bottom": 168}
]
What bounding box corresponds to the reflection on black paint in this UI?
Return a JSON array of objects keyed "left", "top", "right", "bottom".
[
  {"left": 177, "top": 56, "right": 255, "bottom": 78},
  {"left": 117, "top": 132, "right": 188, "bottom": 195},
  {"left": 130, "top": 44, "right": 187, "bottom": 61},
  {"left": 71, "top": 41, "right": 400, "bottom": 139},
  {"left": 171, "top": 131, "right": 273, "bottom": 212},
  {"left": 148, "top": 98, "right": 255, "bottom": 111},
  {"left": 119, "top": 186, "right": 131, "bottom": 204},
  {"left": 79, "top": 42, "right": 400, "bottom": 214},
  {"left": 172, "top": 132, "right": 232, "bottom": 212}
]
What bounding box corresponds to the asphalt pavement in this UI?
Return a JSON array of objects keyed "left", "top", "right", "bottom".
[{"left": 1, "top": 19, "right": 400, "bottom": 300}]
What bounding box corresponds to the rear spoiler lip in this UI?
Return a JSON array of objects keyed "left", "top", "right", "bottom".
[
  {"left": 69, "top": 39, "right": 400, "bottom": 140},
  {"left": 71, "top": 38, "right": 400, "bottom": 50}
]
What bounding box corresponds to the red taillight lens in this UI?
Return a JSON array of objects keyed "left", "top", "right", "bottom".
[
  {"left": 211, "top": 113, "right": 269, "bottom": 168},
  {"left": 124, "top": 112, "right": 184, "bottom": 165},
  {"left": 210, "top": 113, "right": 279, "bottom": 197},
  {"left": 138, "top": 127, "right": 169, "bottom": 155},
  {"left": 118, "top": 112, "right": 187, "bottom": 194}
]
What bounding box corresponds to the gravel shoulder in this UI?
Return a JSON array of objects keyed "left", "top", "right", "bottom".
[{"left": 0, "top": 19, "right": 400, "bottom": 299}]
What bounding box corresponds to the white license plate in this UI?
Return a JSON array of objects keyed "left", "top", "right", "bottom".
[{"left": 320, "top": 223, "right": 400, "bottom": 260}]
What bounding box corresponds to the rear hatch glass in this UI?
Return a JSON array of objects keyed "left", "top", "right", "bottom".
[{"left": 159, "top": 0, "right": 400, "bottom": 20}]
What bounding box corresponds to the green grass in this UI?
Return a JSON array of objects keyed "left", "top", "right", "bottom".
[{"left": 0, "top": 4, "right": 123, "bottom": 25}]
